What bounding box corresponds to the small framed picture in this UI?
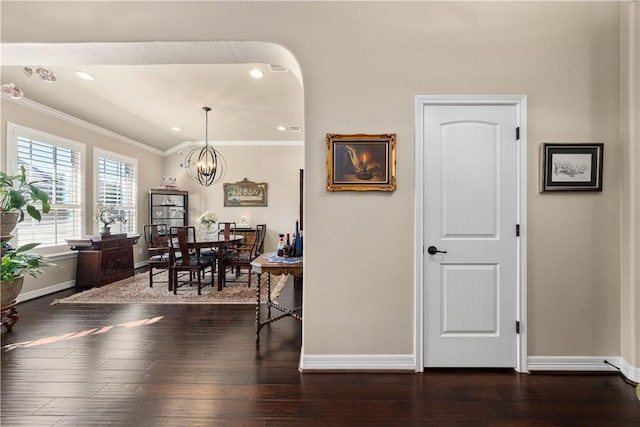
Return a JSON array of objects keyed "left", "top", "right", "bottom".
[
  {"left": 540, "top": 143, "right": 604, "bottom": 192},
  {"left": 223, "top": 178, "right": 268, "bottom": 207},
  {"left": 326, "top": 133, "right": 397, "bottom": 192}
]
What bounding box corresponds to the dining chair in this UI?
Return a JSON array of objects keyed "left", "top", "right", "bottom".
[
  {"left": 168, "top": 226, "right": 216, "bottom": 295},
  {"left": 217, "top": 222, "right": 236, "bottom": 240},
  {"left": 226, "top": 224, "right": 267, "bottom": 287},
  {"left": 143, "top": 224, "right": 172, "bottom": 290},
  {"left": 216, "top": 221, "right": 238, "bottom": 276}
]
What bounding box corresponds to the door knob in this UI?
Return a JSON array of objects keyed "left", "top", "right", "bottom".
[{"left": 427, "top": 246, "right": 447, "bottom": 255}]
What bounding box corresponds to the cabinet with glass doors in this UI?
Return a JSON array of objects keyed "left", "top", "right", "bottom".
[{"left": 148, "top": 189, "right": 189, "bottom": 230}]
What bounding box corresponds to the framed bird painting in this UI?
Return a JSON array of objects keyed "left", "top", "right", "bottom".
[{"left": 326, "top": 133, "right": 397, "bottom": 192}]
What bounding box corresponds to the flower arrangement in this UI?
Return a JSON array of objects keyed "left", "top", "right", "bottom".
[
  {"left": 95, "top": 205, "right": 127, "bottom": 230},
  {"left": 197, "top": 211, "right": 218, "bottom": 230}
]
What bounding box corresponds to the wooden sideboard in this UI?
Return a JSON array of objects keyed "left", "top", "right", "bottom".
[{"left": 70, "top": 234, "right": 140, "bottom": 289}]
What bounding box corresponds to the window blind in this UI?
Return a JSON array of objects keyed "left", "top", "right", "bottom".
[
  {"left": 14, "top": 136, "right": 83, "bottom": 248},
  {"left": 96, "top": 154, "right": 137, "bottom": 234}
]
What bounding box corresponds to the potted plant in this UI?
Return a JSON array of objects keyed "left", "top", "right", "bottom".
[
  {"left": 95, "top": 205, "right": 127, "bottom": 235},
  {"left": 0, "top": 165, "right": 51, "bottom": 236},
  {"left": 0, "top": 242, "right": 53, "bottom": 307}
]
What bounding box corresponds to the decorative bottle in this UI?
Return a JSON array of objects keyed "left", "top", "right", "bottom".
[
  {"left": 277, "top": 234, "right": 285, "bottom": 256},
  {"left": 283, "top": 233, "right": 292, "bottom": 258},
  {"left": 294, "top": 221, "right": 303, "bottom": 257},
  {"left": 296, "top": 229, "right": 303, "bottom": 257}
]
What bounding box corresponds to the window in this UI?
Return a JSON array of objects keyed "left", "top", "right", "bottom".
[
  {"left": 6, "top": 123, "right": 85, "bottom": 251},
  {"left": 94, "top": 148, "right": 137, "bottom": 235}
]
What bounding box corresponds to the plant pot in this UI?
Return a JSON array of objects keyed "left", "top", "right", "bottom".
[
  {"left": 0, "top": 211, "right": 20, "bottom": 237},
  {"left": 1, "top": 275, "right": 24, "bottom": 307}
]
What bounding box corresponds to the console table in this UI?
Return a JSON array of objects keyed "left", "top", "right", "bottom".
[
  {"left": 68, "top": 234, "right": 140, "bottom": 289},
  {"left": 251, "top": 253, "right": 303, "bottom": 345}
]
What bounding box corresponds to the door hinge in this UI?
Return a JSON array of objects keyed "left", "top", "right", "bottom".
[
  {"left": 516, "top": 224, "right": 520, "bottom": 237},
  {"left": 516, "top": 127, "right": 520, "bottom": 140},
  {"left": 516, "top": 321, "right": 521, "bottom": 334}
]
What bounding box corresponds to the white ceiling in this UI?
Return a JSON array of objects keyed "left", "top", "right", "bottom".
[{"left": 1, "top": 62, "right": 304, "bottom": 153}]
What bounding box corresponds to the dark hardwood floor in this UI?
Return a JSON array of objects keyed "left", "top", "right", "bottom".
[{"left": 2, "top": 277, "right": 639, "bottom": 426}]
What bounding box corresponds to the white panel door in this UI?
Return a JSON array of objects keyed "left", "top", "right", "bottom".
[{"left": 424, "top": 105, "right": 518, "bottom": 367}]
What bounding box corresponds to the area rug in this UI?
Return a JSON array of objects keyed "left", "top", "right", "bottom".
[{"left": 51, "top": 271, "right": 285, "bottom": 305}]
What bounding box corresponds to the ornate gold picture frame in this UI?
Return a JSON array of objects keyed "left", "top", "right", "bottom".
[
  {"left": 326, "top": 133, "right": 397, "bottom": 192},
  {"left": 223, "top": 178, "right": 268, "bottom": 207}
]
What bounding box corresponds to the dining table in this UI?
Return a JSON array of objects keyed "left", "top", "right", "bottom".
[{"left": 175, "top": 233, "right": 244, "bottom": 291}]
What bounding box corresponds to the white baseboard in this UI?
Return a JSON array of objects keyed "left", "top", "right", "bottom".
[
  {"left": 299, "top": 352, "right": 416, "bottom": 371},
  {"left": 298, "top": 354, "right": 639, "bottom": 380},
  {"left": 135, "top": 260, "right": 148, "bottom": 269},
  {"left": 527, "top": 356, "right": 621, "bottom": 372},
  {"left": 18, "top": 264, "right": 147, "bottom": 303},
  {"left": 528, "top": 356, "right": 640, "bottom": 383},
  {"left": 619, "top": 357, "right": 640, "bottom": 383},
  {"left": 18, "top": 280, "right": 75, "bottom": 302}
]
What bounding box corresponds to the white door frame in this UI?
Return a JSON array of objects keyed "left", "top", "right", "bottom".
[{"left": 414, "top": 95, "right": 528, "bottom": 373}]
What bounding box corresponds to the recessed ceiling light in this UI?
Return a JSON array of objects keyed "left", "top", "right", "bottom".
[
  {"left": 276, "top": 126, "right": 287, "bottom": 131},
  {"left": 171, "top": 127, "right": 181, "bottom": 132},
  {"left": 249, "top": 69, "right": 264, "bottom": 79},
  {"left": 75, "top": 71, "right": 95, "bottom": 81}
]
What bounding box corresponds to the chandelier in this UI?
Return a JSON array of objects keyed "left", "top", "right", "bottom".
[{"left": 184, "top": 106, "right": 226, "bottom": 186}]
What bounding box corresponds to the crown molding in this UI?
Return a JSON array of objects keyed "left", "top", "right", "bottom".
[
  {"left": 6, "top": 96, "right": 304, "bottom": 158},
  {"left": 6, "top": 96, "right": 164, "bottom": 156},
  {"left": 165, "top": 139, "right": 304, "bottom": 156}
]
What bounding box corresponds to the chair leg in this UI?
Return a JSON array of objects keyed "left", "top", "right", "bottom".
[
  {"left": 247, "top": 265, "right": 252, "bottom": 287},
  {"left": 173, "top": 269, "right": 178, "bottom": 295},
  {"left": 197, "top": 269, "right": 202, "bottom": 295},
  {"left": 149, "top": 266, "right": 154, "bottom": 287}
]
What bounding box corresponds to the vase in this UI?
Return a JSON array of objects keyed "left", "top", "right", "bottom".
[
  {"left": 0, "top": 211, "right": 20, "bottom": 239},
  {"left": 201, "top": 225, "right": 217, "bottom": 239},
  {"left": 1, "top": 275, "right": 24, "bottom": 307},
  {"left": 100, "top": 226, "right": 111, "bottom": 235}
]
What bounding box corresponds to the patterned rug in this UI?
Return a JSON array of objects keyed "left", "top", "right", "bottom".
[{"left": 51, "top": 271, "right": 285, "bottom": 305}]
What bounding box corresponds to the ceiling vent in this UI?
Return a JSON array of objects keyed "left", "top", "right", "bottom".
[
  {"left": 289, "top": 126, "right": 302, "bottom": 133},
  {"left": 269, "top": 64, "right": 289, "bottom": 73}
]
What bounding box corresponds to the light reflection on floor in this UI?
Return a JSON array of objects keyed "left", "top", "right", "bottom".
[{"left": 2, "top": 316, "right": 164, "bottom": 352}]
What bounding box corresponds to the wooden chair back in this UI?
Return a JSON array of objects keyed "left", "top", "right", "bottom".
[
  {"left": 143, "top": 224, "right": 171, "bottom": 289},
  {"left": 144, "top": 224, "right": 169, "bottom": 255},
  {"left": 253, "top": 224, "right": 267, "bottom": 258},
  {"left": 225, "top": 224, "right": 267, "bottom": 288},
  {"left": 218, "top": 222, "right": 236, "bottom": 239},
  {"left": 168, "top": 226, "right": 215, "bottom": 295},
  {"left": 169, "top": 226, "right": 197, "bottom": 266}
]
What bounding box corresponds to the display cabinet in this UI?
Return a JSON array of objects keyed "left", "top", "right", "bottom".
[{"left": 148, "top": 189, "right": 189, "bottom": 229}]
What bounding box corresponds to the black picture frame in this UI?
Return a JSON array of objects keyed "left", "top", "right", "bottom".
[{"left": 540, "top": 143, "right": 604, "bottom": 192}]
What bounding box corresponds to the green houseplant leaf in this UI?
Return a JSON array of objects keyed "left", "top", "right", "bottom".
[
  {"left": 0, "top": 243, "right": 54, "bottom": 284},
  {"left": 0, "top": 165, "right": 50, "bottom": 223}
]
